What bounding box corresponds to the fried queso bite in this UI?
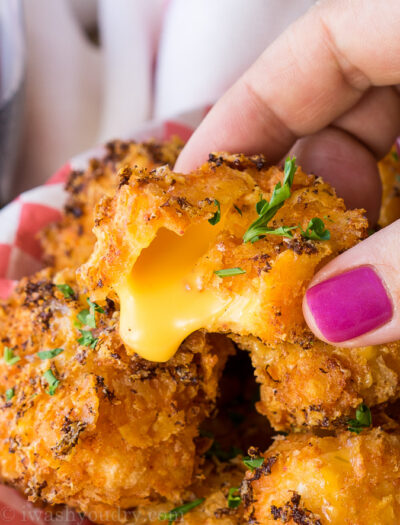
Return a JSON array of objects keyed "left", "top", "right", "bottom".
[
  {"left": 78, "top": 153, "right": 366, "bottom": 363},
  {"left": 0, "top": 269, "right": 233, "bottom": 523},
  {"left": 236, "top": 335, "right": 400, "bottom": 432},
  {"left": 78, "top": 153, "right": 400, "bottom": 433},
  {"left": 40, "top": 137, "right": 183, "bottom": 271},
  {"left": 241, "top": 427, "right": 400, "bottom": 524}
]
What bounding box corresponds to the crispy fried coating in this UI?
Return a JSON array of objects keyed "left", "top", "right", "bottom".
[
  {"left": 0, "top": 269, "right": 233, "bottom": 523},
  {"left": 78, "top": 153, "right": 367, "bottom": 348},
  {"left": 235, "top": 335, "right": 400, "bottom": 432},
  {"left": 131, "top": 458, "right": 246, "bottom": 525},
  {"left": 379, "top": 148, "right": 400, "bottom": 228},
  {"left": 242, "top": 428, "right": 400, "bottom": 525},
  {"left": 40, "top": 138, "right": 183, "bottom": 271}
]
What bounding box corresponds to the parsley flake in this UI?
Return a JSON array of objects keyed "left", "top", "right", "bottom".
[
  {"left": 208, "top": 199, "right": 221, "bottom": 225},
  {"left": 78, "top": 330, "right": 98, "bottom": 349},
  {"left": 227, "top": 487, "right": 241, "bottom": 509},
  {"left": 56, "top": 284, "right": 75, "bottom": 299},
  {"left": 348, "top": 403, "right": 372, "bottom": 434},
  {"left": 77, "top": 309, "right": 96, "bottom": 329},
  {"left": 214, "top": 267, "right": 246, "bottom": 278},
  {"left": 392, "top": 150, "right": 399, "bottom": 162},
  {"left": 243, "top": 456, "right": 264, "bottom": 471},
  {"left": 3, "top": 347, "right": 20, "bottom": 366},
  {"left": 5, "top": 388, "right": 15, "bottom": 401},
  {"left": 243, "top": 157, "right": 297, "bottom": 243},
  {"left": 38, "top": 348, "right": 64, "bottom": 360},
  {"left": 300, "top": 217, "right": 330, "bottom": 241},
  {"left": 234, "top": 204, "right": 242, "bottom": 216},
  {"left": 159, "top": 498, "right": 205, "bottom": 524},
  {"left": 87, "top": 298, "right": 105, "bottom": 313},
  {"left": 43, "top": 369, "right": 60, "bottom": 396},
  {"left": 77, "top": 298, "right": 104, "bottom": 329},
  {"left": 262, "top": 225, "right": 297, "bottom": 238}
]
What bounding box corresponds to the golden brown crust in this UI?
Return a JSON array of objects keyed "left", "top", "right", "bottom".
[
  {"left": 78, "top": 153, "right": 367, "bottom": 348},
  {"left": 379, "top": 148, "right": 400, "bottom": 228},
  {"left": 131, "top": 459, "right": 246, "bottom": 525},
  {"left": 242, "top": 429, "right": 400, "bottom": 525},
  {"left": 234, "top": 335, "right": 400, "bottom": 431},
  {"left": 27, "top": 144, "right": 400, "bottom": 524},
  {"left": 0, "top": 269, "right": 233, "bottom": 522},
  {"left": 39, "top": 138, "right": 183, "bottom": 271}
]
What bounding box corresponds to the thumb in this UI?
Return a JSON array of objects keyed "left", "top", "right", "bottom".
[{"left": 303, "top": 221, "right": 400, "bottom": 347}]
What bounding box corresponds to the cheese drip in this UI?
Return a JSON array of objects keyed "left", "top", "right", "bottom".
[{"left": 117, "top": 222, "right": 227, "bottom": 362}]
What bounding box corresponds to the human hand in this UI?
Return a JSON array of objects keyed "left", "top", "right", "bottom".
[{"left": 176, "top": 0, "right": 400, "bottom": 347}]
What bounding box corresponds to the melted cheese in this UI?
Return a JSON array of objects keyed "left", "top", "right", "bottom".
[{"left": 117, "top": 222, "right": 228, "bottom": 362}]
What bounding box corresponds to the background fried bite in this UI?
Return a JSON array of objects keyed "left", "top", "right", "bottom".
[
  {"left": 234, "top": 335, "right": 400, "bottom": 432},
  {"left": 78, "top": 153, "right": 367, "bottom": 349},
  {"left": 0, "top": 269, "right": 233, "bottom": 522},
  {"left": 131, "top": 458, "right": 246, "bottom": 525},
  {"left": 242, "top": 428, "right": 400, "bottom": 525},
  {"left": 40, "top": 138, "right": 183, "bottom": 271}
]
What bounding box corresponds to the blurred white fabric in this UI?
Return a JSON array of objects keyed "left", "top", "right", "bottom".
[{"left": 16, "top": 0, "right": 315, "bottom": 195}]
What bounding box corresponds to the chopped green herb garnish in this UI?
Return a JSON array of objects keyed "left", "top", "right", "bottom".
[
  {"left": 87, "top": 298, "right": 105, "bottom": 313},
  {"left": 208, "top": 199, "right": 221, "bottom": 225},
  {"left": 234, "top": 205, "right": 242, "bottom": 216},
  {"left": 159, "top": 498, "right": 205, "bottom": 524},
  {"left": 38, "top": 348, "right": 64, "bottom": 360},
  {"left": 77, "top": 298, "right": 104, "bottom": 329},
  {"left": 283, "top": 155, "right": 297, "bottom": 187},
  {"left": 243, "top": 456, "right": 264, "bottom": 471},
  {"left": 214, "top": 267, "right": 246, "bottom": 278},
  {"left": 56, "top": 284, "right": 75, "bottom": 299},
  {"left": 77, "top": 330, "right": 98, "bottom": 349},
  {"left": 5, "top": 388, "right": 15, "bottom": 401},
  {"left": 243, "top": 157, "right": 297, "bottom": 243},
  {"left": 43, "top": 369, "right": 60, "bottom": 396},
  {"left": 348, "top": 403, "right": 372, "bottom": 434},
  {"left": 77, "top": 309, "right": 96, "bottom": 329},
  {"left": 227, "top": 487, "right": 241, "bottom": 509},
  {"left": 392, "top": 150, "right": 399, "bottom": 162},
  {"left": 3, "top": 347, "right": 20, "bottom": 366},
  {"left": 262, "top": 225, "right": 297, "bottom": 238},
  {"left": 300, "top": 217, "right": 330, "bottom": 241}
]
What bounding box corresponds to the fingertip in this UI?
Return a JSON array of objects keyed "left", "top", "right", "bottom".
[{"left": 291, "top": 127, "right": 382, "bottom": 224}]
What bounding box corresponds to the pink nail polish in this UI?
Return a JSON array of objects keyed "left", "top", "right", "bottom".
[{"left": 306, "top": 266, "right": 393, "bottom": 342}]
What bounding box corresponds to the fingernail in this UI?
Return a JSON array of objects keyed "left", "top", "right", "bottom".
[{"left": 306, "top": 266, "right": 393, "bottom": 342}]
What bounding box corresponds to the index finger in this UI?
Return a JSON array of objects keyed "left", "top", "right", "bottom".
[{"left": 175, "top": 0, "right": 400, "bottom": 172}]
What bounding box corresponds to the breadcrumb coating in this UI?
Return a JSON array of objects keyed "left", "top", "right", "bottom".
[
  {"left": 131, "top": 458, "right": 246, "bottom": 525},
  {"left": 0, "top": 269, "right": 233, "bottom": 523},
  {"left": 242, "top": 428, "right": 400, "bottom": 525},
  {"left": 40, "top": 138, "right": 183, "bottom": 271},
  {"left": 235, "top": 335, "right": 400, "bottom": 431},
  {"left": 29, "top": 143, "right": 400, "bottom": 525}
]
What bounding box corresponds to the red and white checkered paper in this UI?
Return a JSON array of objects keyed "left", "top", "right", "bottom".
[{"left": 0, "top": 110, "right": 203, "bottom": 524}]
